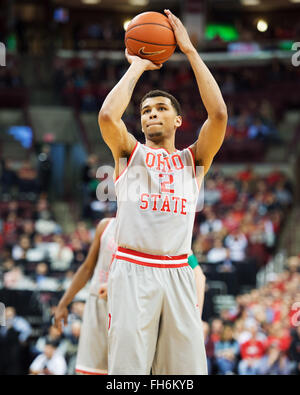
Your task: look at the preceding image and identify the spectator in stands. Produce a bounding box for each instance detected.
[200,209,223,235]
[238,322,266,375]
[26,233,47,263]
[0,307,31,374]
[35,211,61,236]
[72,221,91,246]
[210,318,224,343]
[69,237,87,270]
[12,234,31,261]
[204,179,221,206]
[29,338,67,375]
[202,321,215,375]
[206,238,229,264]
[62,320,81,375]
[224,228,248,262]
[34,262,59,291]
[32,325,65,357]
[48,235,74,271]
[220,180,238,206]
[248,117,271,142]
[256,343,294,375]
[3,266,35,290]
[275,181,292,207]
[215,325,240,375]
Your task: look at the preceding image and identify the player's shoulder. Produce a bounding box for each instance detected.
[96,217,115,235]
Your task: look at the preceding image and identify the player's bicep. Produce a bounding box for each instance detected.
[98,114,136,159]
[191,116,227,175]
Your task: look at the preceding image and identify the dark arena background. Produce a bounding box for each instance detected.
[0,0,300,376]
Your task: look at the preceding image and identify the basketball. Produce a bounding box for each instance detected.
[125,11,176,64]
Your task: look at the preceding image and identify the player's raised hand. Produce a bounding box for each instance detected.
[164,9,195,55]
[53,304,68,334]
[125,49,162,71]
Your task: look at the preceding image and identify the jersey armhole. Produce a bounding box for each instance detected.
[114,141,139,185]
[187,147,201,191]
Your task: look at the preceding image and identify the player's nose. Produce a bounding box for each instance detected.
[149,110,158,119]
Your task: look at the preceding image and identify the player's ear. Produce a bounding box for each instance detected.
[175,115,182,128]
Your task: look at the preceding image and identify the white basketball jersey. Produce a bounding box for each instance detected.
[115,142,200,256]
[89,218,117,296]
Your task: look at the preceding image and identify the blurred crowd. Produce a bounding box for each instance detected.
[193,166,292,269]
[53,57,300,155]
[204,256,300,375]
[0,55,24,89]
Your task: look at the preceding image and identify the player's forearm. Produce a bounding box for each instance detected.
[186,49,227,120]
[58,264,93,308]
[99,62,146,121]
[194,267,206,318]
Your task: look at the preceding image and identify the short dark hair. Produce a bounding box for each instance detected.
[140,90,181,115]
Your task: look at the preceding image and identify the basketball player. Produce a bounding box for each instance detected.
[98,9,227,375]
[53,217,116,375]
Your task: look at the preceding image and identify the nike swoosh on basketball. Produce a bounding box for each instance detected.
[138,47,166,56]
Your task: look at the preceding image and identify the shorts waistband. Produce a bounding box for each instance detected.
[116,247,189,268]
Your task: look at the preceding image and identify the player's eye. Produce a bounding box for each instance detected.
[158,107,166,111]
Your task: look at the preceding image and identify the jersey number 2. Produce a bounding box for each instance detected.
[159,173,174,194]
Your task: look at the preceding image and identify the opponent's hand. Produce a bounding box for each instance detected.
[99,283,108,300]
[53,305,68,334]
[125,49,162,71]
[164,9,195,55]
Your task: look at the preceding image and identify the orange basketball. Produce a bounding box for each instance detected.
[125,11,176,64]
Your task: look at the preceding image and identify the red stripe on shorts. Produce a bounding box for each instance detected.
[117,246,188,261]
[115,254,189,268]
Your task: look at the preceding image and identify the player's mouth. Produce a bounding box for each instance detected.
[147,122,162,127]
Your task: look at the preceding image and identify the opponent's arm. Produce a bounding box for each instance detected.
[188,253,206,318]
[98,52,162,174]
[53,218,111,333]
[165,10,227,175]
[193,265,206,319]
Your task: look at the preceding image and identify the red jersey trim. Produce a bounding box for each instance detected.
[143,144,179,155]
[116,254,189,268]
[118,246,188,261]
[75,368,107,375]
[114,141,139,184]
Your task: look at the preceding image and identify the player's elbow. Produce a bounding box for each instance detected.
[213,105,228,122]
[98,109,113,124]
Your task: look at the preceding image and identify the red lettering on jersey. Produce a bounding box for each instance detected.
[172,196,180,213]
[181,198,187,215]
[163,156,172,172]
[151,194,161,211]
[161,195,171,212]
[140,193,149,210]
[171,154,184,170]
[156,154,166,172]
[146,153,155,168]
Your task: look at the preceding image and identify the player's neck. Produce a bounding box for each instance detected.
[145,139,177,154]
